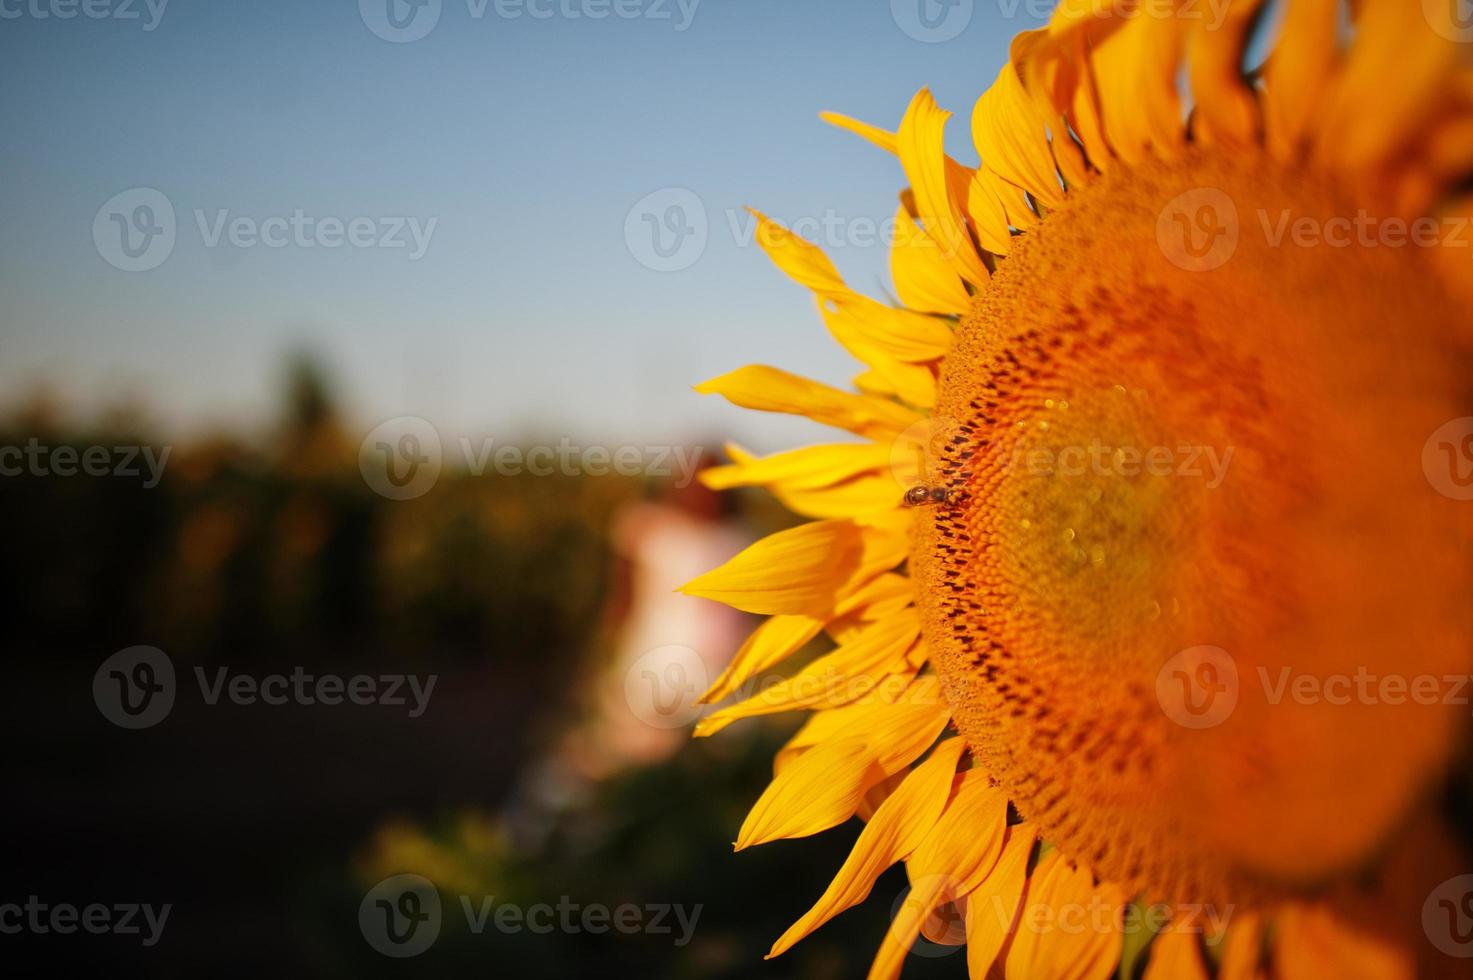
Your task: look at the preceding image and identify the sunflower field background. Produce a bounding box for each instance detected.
[0,357,970,976]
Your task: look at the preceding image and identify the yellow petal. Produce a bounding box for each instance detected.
[830,338,930,409]
[860,770,1007,974]
[747,207,845,295]
[907,769,1010,895]
[772,473,905,520]
[736,738,873,849]
[973,52,1066,208]
[854,367,898,399]
[734,678,950,848]
[700,614,824,704]
[1009,28,1093,189]
[1271,904,1413,980]
[967,170,1016,256]
[1087,5,1189,164]
[965,828,1038,978]
[773,683,902,773]
[695,365,919,440]
[680,517,903,617]
[767,738,966,958]
[899,89,993,287]
[775,671,943,773]
[823,108,1006,263]
[1143,928,1210,980]
[1217,911,1267,980]
[817,346,936,411]
[861,356,937,412]
[708,438,915,518]
[814,301,943,410]
[1005,853,1125,980]
[776,699,870,770]
[1061,38,1112,172]
[1188,0,1266,147]
[822,582,917,646]
[820,110,898,155]
[1039,1,1136,171]
[820,568,917,636]
[679,519,858,615]
[855,506,912,540]
[700,442,892,492]
[742,210,945,409]
[891,197,972,316]
[1262,0,1340,158]
[1049,0,1132,27]
[984,168,1040,231]
[856,767,908,822]
[703,567,913,715]
[866,872,947,980]
[693,613,919,736]
[818,293,953,364]
[834,570,917,618]
[1316,0,1462,179]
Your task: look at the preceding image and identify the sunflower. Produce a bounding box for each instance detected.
[678,2,1473,978]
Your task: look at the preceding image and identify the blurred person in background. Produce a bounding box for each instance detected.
[508,466,750,845]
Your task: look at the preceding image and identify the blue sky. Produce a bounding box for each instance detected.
[0,0,1049,452]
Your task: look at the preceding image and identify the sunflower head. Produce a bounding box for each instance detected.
[918,148,1473,908]
[684,2,1473,977]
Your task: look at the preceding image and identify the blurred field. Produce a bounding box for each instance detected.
[0,358,971,978]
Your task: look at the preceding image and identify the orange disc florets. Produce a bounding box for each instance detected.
[914,150,1473,907]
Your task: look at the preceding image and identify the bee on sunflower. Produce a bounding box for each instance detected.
[679,2,1473,977]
